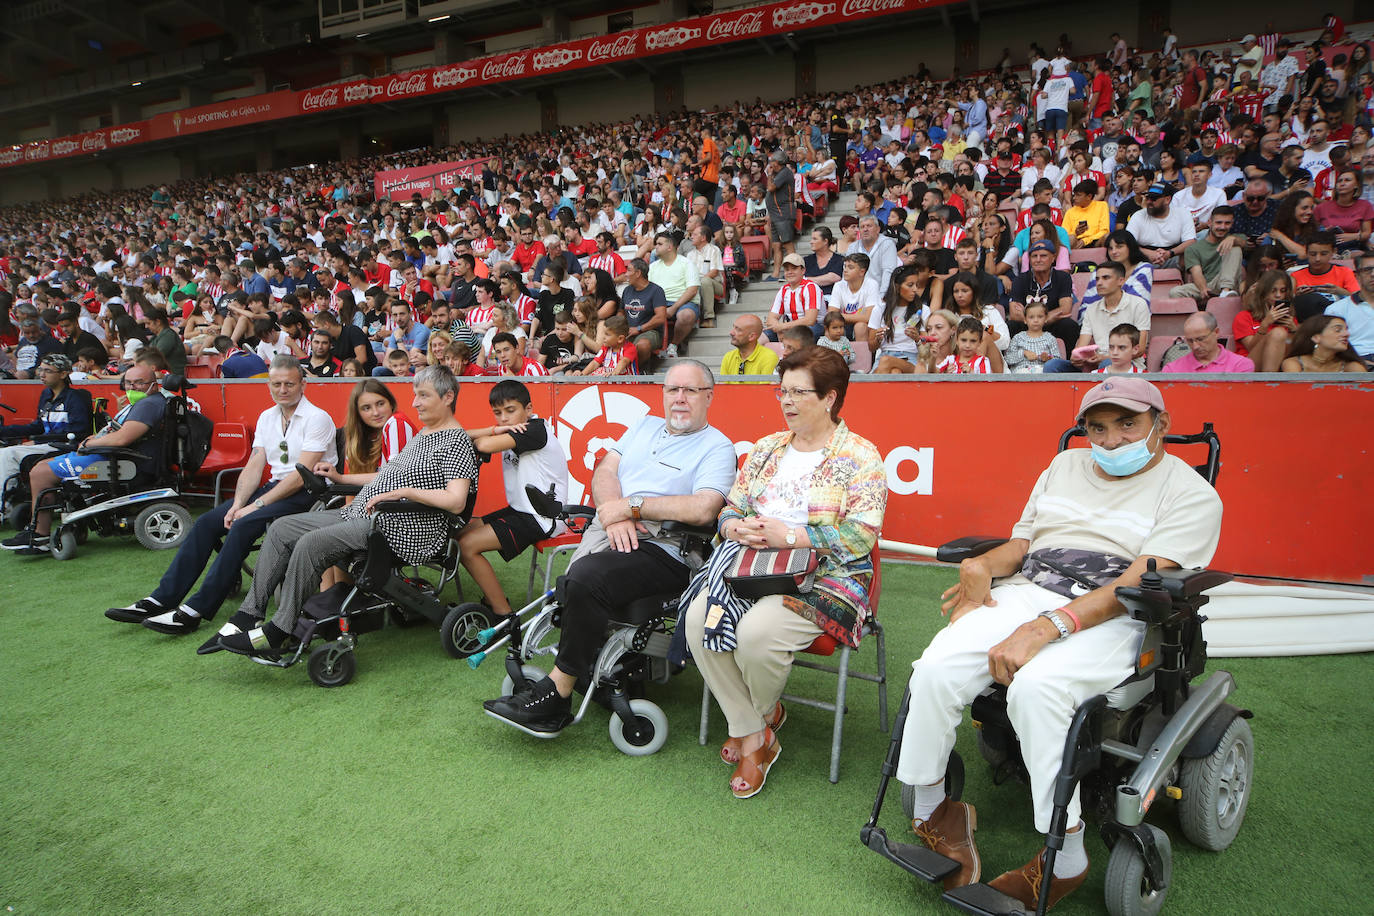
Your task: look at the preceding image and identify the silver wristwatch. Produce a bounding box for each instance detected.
[254,498,265,508]
[1039,609,1070,640]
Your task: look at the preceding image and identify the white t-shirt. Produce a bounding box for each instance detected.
[828,277,883,318]
[501,416,569,536]
[1301,143,1342,178]
[1046,77,1071,112]
[1171,186,1228,226]
[1126,206,1198,248]
[252,396,338,483]
[255,335,295,364]
[1006,448,1222,589]
[754,444,827,526]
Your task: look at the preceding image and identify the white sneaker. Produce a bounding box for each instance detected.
[662,344,679,359]
[1218,290,1237,299]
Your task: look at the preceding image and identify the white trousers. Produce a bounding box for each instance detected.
[0,443,57,506]
[896,582,1142,832]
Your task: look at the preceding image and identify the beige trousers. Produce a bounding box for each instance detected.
[684,590,822,737]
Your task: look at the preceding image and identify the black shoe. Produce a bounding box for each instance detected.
[483,677,573,735]
[1,528,45,551]
[219,622,286,659]
[106,598,165,624]
[198,613,255,655]
[142,607,202,635]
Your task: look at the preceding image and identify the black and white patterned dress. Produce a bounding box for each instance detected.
[342,427,479,564]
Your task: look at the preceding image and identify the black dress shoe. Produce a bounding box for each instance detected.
[106,598,164,624]
[483,677,573,734]
[141,608,202,635]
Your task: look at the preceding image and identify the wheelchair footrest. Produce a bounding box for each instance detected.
[861,826,961,883]
[942,882,1029,915]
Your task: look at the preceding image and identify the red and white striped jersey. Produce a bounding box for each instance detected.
[1313,166,1337,201]
[511,294,537,325]
[586,251,626,276]
[1017,205,1063,230]
[489,357,548,377]
[936,353,992,374]
[379,414,418,465]
[1232,92,1266,123]
[1258,33,1279,61]
[771,279,823,321]
[466,305,498,326]
[941,224,968,250]
[202,282,224,303]
[1061,169,1106,198]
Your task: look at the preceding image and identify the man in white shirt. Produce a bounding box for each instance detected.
[684,224,724,329]
[1301,120,1342,177]
[104,357,336,638]
[1171,156,1228,230]
[1233,34,1263,84]
[1126,184,1197,268]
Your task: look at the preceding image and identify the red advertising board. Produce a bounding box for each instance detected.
[4,377,1372,586]
[373,157,493,202]
[2,0,947,169]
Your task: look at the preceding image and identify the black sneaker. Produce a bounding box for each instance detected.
[1,528,45,551]
[483,676,573,735]
[142,607,202,635]
[106,598,164,624]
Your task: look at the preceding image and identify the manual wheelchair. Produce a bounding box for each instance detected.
[465,485,715,756]
[862,423,1255,916]
[237,464,474,687]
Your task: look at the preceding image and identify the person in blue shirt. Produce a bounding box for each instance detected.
[0,354,91,514]
[483,360,738,735]
[214,336,270,378]
[372,301,430,376]
[238,259,269,298]
[959,87,990,145]
[1325,250,1374,359]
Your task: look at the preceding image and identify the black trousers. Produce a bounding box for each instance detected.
[553,541,689,682]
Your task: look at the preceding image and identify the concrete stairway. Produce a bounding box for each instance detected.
[660,188,856,375]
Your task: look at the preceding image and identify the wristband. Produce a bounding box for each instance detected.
[1058,605,1082,632]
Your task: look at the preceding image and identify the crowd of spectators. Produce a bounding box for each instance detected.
[1,14,1372,383]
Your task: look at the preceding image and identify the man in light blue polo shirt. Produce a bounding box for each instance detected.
[1326,252,1374,360]
[484,360,737,735]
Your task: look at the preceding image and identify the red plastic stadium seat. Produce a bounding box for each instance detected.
[1068,247,1105,265]
[525,532,582,601]
[740,236,768,274]
[852,339,873,373]
[1147,336,1179,372]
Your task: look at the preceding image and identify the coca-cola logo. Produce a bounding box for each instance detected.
[110,127,141,144]
[433,65,478,89]
[52,139,80,155]
[385,73,428,99]
[481,53,528,81]
[706,10,765,41]
[0,149,22,166]
[840,0,907,16]
[533,47,582,71]
[80,132,108,152]
[301,87,340,111]
[588,33,638,62]
[344,82,381,103]
[773,2,836,28]
[645,25,701,50]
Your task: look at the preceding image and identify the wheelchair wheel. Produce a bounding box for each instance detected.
[500,664,547,697]
[49,527,78,561]
[5,502,29,530]
[608,699,668,756]
[1178,716,1253,852]
[1104,824,1171,916]
[307,641,357,688]
[134,502,192,550]
[440,602,496,659]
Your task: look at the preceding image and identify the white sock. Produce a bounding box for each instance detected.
[910,780,946,824]
[1053,821,1088,878]
[178,604,201,619]
[143,597,163,608]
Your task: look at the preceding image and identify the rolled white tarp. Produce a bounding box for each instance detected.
[878,540,1374,658]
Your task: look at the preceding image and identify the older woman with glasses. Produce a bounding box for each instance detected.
[682,347,886,799]
[207,366,479,659]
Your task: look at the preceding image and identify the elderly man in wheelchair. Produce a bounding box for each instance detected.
[890,377,1230,914]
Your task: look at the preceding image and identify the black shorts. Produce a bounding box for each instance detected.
[483,506,550,562]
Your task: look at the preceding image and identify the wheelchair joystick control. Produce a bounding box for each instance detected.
[1140,557,1164,589]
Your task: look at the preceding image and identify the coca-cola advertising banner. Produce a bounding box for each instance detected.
[373,156,493,202]
[2,0,941,170]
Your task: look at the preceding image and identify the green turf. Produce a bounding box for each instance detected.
[1,532,1371,915]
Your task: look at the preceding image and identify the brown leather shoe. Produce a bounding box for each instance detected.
[988,849,1088,912]
[912,798,980,890]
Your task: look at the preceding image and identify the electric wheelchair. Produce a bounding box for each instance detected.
[862,423,1255,916]
[27,376,212,560]
[1,387,102,530]
[235,463,476,687]
[466,485,715,756]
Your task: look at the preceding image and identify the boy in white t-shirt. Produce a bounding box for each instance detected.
[458,380,570,617]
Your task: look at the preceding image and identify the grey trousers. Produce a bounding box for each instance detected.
[236,511,372,633]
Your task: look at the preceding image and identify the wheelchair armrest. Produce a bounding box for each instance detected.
[1155,567,1233,600]
[370,499,453,517]
[936,536,1010,564]
[659,520,719,538]
[328,483,364,497]
[77,446,151,463]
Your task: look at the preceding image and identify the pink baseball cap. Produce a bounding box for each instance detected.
[1076,377,1166,423]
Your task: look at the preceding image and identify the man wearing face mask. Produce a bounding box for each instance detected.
[895,378,1223,911]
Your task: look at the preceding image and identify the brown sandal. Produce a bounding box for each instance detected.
[730,727,781,799]
[720,702,787,765]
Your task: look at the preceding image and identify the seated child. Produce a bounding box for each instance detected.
[936,316,994,373]
[539,309,583,374]
[779,325,815,358]
[578,314,637,376]
[381,348,412,377]
[458,380,570,616]
[1092,323,1146,374]
[1005,301,1058,373]
[71,347,107,381]
[815,310,855,365]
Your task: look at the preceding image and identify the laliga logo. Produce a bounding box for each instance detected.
[172,112,183,134]
[52,139,80,155]
[386,73,428,98]
[587,34,637,63]
[706,10,765,41]
[554,386,652,503]
[300,87,340,111]
[772,2,836,28]
[0,149,22,165]
[80,132,107,152]
[110,127,141,143]
[534,48,582,70]
[645,25,701,50]
[343,82,380,103]
[433,65,478,89]
[481,53,528,81]
[840,0,907,15]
